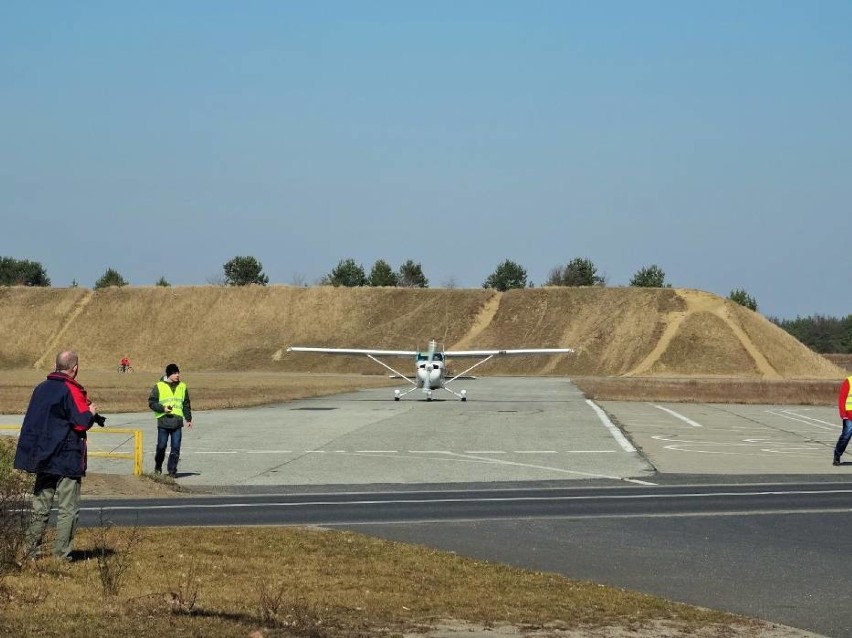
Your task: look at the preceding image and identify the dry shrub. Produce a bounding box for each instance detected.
[168,558,201,614]
[0,437,31,575]
[92,509,140,597]
[256,583,329,637]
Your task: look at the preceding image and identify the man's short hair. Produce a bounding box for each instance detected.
[55,350,79,372]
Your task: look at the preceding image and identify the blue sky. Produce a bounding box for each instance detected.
[2,1,850,318]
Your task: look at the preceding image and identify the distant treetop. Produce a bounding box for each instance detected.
[482,259,528,291]
[223,256,269,286]
[546,258,606,287]
[728,288,757,312]
[94,268,128,289]
[630,264,670,288]
[0,256,50,287]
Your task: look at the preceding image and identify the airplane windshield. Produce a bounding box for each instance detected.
[416,352,444,361]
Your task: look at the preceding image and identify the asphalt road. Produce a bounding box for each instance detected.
[4,377,848,636]
[81,480,850,636]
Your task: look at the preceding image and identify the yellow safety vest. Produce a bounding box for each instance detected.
[846,376,852,412]
[154,381,187,419]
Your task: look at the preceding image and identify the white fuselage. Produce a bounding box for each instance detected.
[416,345,445,390]
[417,358,445,390]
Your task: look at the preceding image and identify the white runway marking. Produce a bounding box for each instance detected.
[514,450,557,454]
[191,449,619,456]
[585,399,637,452]
[650,434,825,456]
[193,450,241,454]
[767,409,836,431]
[563,450,617,454]
[440,451,656,486]
[652,404,703,428]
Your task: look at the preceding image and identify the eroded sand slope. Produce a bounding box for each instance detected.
[0,286,841,379]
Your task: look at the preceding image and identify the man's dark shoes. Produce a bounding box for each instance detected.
[154,467,162,475]
[833,456,842,466]
[168,471,177,478]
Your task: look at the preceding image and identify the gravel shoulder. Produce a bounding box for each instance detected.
[82,472,195,498]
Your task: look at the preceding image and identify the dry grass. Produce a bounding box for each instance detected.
[825,354,852,373]
[0,526,759,638]
[0,285,844,380]
[573,376,838,406]
[0,369,400,415]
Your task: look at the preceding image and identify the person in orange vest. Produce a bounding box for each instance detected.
[833,375,852,466]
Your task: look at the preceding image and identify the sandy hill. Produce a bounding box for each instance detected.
[0,286,842,379]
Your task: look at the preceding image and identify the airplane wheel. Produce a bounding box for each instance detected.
[394,397,400,401]
[461,397,467,402]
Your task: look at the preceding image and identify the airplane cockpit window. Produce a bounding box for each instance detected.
[417,353,444,362]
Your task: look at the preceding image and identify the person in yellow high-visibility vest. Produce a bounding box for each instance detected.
[834,376,852,466]
[148,363,193,477]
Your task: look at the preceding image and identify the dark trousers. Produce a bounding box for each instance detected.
[155,427,183,475]
[834,419,852,460]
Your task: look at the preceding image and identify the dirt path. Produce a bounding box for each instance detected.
[627,290,780,378]
[450,292,501,350]
[33,289,95,369]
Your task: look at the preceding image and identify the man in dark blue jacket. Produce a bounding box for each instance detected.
[14,350,101,561]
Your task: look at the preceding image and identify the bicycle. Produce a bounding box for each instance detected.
[117,365,134,373]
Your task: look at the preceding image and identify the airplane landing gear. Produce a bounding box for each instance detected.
[441,386,467,401]
[394,389,400,401]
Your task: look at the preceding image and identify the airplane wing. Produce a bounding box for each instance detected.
[445,348,574,357]
[287,346,418,357]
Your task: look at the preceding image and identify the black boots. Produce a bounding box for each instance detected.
[167,452,179,478]
[154,447,166,474]
[154,447,179,477]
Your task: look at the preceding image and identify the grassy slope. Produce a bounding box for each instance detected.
[0,285,843,379]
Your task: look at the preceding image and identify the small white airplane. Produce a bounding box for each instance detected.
[287,340,574,401]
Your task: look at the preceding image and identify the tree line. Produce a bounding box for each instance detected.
[769,315,852,354]
[0,254,708,294]
[11,254,849,352]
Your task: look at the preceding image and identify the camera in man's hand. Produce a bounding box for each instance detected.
[92,414,107,427]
